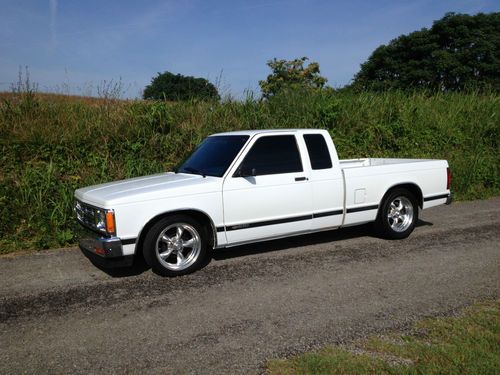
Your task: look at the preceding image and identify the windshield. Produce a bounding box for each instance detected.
[177,135,250,177]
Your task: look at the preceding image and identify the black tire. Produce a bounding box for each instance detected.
[142,214,209,276]
[375,188,418,239]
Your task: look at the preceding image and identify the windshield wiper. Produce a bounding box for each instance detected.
[181,166,206,178]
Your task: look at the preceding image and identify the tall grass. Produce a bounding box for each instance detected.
[0,90,498,253]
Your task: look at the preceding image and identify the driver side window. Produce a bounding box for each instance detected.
[237,135,303,176]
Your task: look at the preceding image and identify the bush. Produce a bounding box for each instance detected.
[143,71,220,101]
[259,57,328,98]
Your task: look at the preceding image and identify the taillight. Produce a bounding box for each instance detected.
[446,167,451,190]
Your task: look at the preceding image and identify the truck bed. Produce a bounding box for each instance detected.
[339,158,438,169]
[338,157,449,227]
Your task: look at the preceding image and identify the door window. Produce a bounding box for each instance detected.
[238,135,303,176]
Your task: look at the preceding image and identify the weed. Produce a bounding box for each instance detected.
[0,90,498,253]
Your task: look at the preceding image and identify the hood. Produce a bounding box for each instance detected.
[75,172,221,207]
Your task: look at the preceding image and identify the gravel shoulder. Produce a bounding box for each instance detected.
[0,198,499,374]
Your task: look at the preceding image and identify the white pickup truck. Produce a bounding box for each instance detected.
[75,129,452,276]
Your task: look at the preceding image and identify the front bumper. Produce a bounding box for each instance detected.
[78,227,134,268]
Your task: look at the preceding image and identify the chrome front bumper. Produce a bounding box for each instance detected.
[78,226,134,267]
[79,235,123,258]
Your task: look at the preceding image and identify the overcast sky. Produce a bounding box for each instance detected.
[1,0,498,98]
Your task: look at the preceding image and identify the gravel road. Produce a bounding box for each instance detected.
[1,198,499,374]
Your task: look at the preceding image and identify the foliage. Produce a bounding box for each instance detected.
[0,90,498,253]
[353,12,500,92]
[268,300,500,374]
[259,57,328,98]
[143,71,220,101]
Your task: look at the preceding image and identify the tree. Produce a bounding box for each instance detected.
[352,12,500,92]
[259,57,328,98]
[143,71,219,101]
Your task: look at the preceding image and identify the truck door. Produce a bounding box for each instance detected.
[222,134,312,245]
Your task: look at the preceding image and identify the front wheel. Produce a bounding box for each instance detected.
[143,214,209,276]
[375,189,418,239]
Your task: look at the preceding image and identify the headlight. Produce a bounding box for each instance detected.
[75,200,116,236]
[95,209,106,232]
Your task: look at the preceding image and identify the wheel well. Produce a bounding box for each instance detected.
[382,183,423,208]
[135,210,216,261]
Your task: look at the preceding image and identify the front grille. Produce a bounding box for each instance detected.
[75,200,104,232]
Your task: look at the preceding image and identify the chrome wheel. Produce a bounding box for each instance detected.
[386,196,414,232]
[155,223,201,271]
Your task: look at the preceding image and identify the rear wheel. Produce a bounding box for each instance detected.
[143,214,209,276]
[375,189,418,239]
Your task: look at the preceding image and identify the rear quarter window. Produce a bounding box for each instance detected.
[303,134,333,170]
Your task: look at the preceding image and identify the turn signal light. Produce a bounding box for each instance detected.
[95,247,105,255]
[105,211,116,235]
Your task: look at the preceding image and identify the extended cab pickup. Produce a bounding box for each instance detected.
[75,129,452,276]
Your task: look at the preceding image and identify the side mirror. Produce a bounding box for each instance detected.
[235,165,256,177]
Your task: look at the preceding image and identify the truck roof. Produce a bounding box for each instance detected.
[211,129,326,137]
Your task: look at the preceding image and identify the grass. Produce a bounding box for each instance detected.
[0,89,498,253]
[267,300,500,374]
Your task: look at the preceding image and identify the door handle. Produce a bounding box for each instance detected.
[295,177,308,181]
